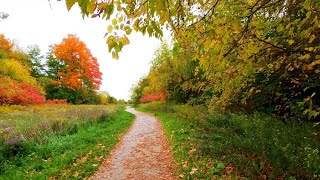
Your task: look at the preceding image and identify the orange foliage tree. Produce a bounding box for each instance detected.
[52,34,102,91]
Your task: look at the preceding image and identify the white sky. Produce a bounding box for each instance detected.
[0,0,171,101]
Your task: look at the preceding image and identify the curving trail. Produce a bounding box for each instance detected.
[90,107,176,180]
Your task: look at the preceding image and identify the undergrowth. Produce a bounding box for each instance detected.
[137,102,320,179]
[0,106,135,179]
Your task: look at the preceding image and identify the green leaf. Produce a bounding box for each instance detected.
[125,28,133,35]
[66,0,77,11]
[114,43,121,52]
[112,51,119,60]
[217,163,225,169]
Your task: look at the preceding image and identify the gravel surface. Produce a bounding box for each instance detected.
[90,107,176,180]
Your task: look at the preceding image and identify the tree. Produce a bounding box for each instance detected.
[45,45,65,80]
[52,34,102,91]
[27,45,45,78]
[0,12,8,21]
[45,34,102,104]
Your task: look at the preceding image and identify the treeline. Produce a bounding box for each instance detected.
[0,34,119,105]
[131,0,320,122]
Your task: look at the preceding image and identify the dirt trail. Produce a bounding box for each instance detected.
[90,107,176,180]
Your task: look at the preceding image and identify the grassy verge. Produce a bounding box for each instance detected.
[137,102,320,179]
[0,105,135,179]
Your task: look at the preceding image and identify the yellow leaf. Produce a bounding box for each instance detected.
[198,0,204,6]
[120,36,130,45]
[112,19,117,25]
[276,24,284,33]
[112,51,119,60]
[288,39,294,45]
[232,23,242,32]
[308,34,316,43]
[299,54,311,60]
[108,25,113,33]
[98,2,108,10]
[87,2,96,14]
[66,0,77,11]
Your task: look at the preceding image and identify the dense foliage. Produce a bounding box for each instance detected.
[0,34,45,105]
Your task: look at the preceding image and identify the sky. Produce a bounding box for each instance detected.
[0,0,171,101]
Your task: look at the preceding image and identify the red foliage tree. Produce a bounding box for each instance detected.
[52,34,102,91]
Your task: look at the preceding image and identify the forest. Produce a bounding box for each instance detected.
[1,0,320,179]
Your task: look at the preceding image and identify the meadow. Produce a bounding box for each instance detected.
[137,102,320,179]
[0,104,135,179]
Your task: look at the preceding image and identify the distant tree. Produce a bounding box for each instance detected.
[0,12,8,21]
[27,45,45,78]
[108,96,117,104]
[130,77,148,105]
[117,99,126,104]
[97,93,108,105]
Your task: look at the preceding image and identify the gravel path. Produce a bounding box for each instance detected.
[90,107,176,180]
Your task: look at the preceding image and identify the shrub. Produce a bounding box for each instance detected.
[0,77,45,105]
[140,91,166,103]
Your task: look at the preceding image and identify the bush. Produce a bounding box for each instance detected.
[0,77,45,105]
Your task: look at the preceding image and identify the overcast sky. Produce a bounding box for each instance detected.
[0,0,170,101]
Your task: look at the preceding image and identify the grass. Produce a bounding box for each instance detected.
[0,105,135,179]
[137,102,320,179]
[0,104,119,141]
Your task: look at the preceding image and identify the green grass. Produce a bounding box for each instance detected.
[137,102,320,179]
[0,106,135,179]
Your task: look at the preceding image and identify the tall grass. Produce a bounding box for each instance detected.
[0,105,135,179]
[138,102,320,179]
[0,104,118,143]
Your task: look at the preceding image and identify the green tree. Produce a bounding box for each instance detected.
[45,45,65,80]
[27,45,45,78]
